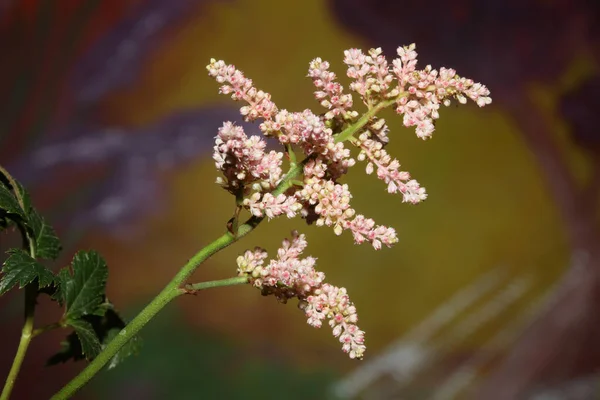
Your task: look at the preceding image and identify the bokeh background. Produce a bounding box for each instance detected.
[0,0,599,399]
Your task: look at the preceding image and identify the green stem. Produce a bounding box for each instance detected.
[32,322,63,338]
[285,143,297,166]
[0,166,40,400]
[334,98,396,143]
[1,285,36,400]
[51,159,309,400]
[184,276,249,292]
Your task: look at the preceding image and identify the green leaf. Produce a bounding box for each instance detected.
[0,176,60,260]
[67,319,102,360]
[38,274,64,304]
[0,184,26,220]
[50,268,70,305]
[0,249,54,295]
[47,306,141,367]
[60,250,108,319]
[28,209,61,260]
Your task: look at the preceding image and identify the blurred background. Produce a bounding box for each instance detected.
[0,0,599,399]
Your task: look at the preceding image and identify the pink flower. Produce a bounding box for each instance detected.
[343,47,399,106]
[213,122,282,192]
[208,43,491,248]
[207,59,278,121]
[391,44,491,139]
[355,131,427,203]
[209,43,492,360]
[344,48,371,98]
[392,43,419,85]
[308,58,357,121]
[262,109,355,166]
[243,192,301,219]
[301,284,365,359]
[237,232,366,359]
[344,215,398,250]
[297,177,398,249]
[342,43,491,139]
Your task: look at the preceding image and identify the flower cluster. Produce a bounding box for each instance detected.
[344,47,397,104]
[208,44,490,359]
[206,59,277,122]
[296,173,398,249]
[213,122,283,193]
[307,58,357,121]
[236,232,366,359]
[355,131,427,203]
[207,44,490,249]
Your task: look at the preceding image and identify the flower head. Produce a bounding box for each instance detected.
[207,44,490,246]
[308,58,357,121]
[207,59,277,122]
[237,232,366,359]
[213,122,282,193]
[390,44,492,139]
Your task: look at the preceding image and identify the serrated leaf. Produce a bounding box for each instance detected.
[0,249,55,295]
[0,184,25,220]
[61,251,108,319]
[38,275,63,304]
[28,209,61,260]
[47,305,140,367]
[67,319,101,360]
[51,268,71,305]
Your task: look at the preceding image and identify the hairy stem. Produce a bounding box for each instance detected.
[1,285,36,400]
[334,99,395,143]
[333,92,413,144]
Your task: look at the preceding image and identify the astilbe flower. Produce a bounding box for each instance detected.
[344,47,398,105]
[389,44,492,139]
[208,44,491,359]
[207,44,491,249]
[243,192,301,220]
[355,131,427,203]
[213,121,284,193]
[207,59,278,122]
[296,175,398,249]
[236,232,366,359]
[262,109,353,165]
[307,58,358,121]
